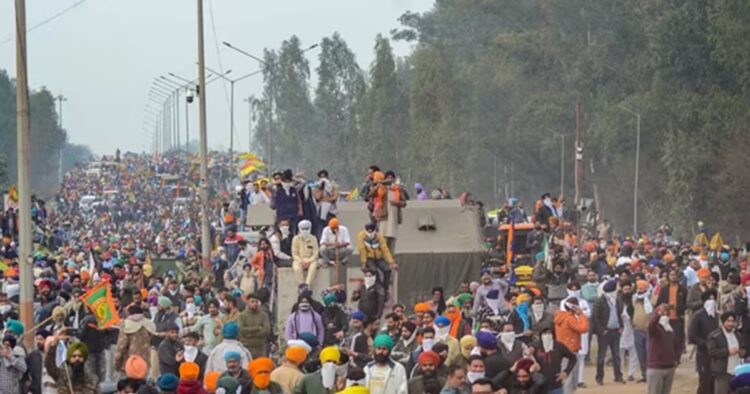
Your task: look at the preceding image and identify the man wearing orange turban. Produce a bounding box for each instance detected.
[125,355,149,381]
[409,350,443,393]
[203,371,221,393]
[179,361,200,381]
[686,267,716,313]
[270,346,307,393]
[320,217,354,266]
[414,302,431,324]
[246,357,282,392]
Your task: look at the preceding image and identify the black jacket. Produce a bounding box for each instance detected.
[591,296,624,334]
[79,315,111,353]
[354,284,384,320]
[151,310,179,347]
[157,337,184,376]
[688,309,719,354]
[532,341,576,390]
[656,283,688,319]
[484,351,512,381]
[27,349,43,394]
[707,328,744,375]
[322,306,349,346]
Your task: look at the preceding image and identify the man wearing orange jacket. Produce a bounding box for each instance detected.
[554,297,590,393]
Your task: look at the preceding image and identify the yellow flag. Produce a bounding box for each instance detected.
[709,233,724,251]
[238,152,260,161]
[694,233,709,246]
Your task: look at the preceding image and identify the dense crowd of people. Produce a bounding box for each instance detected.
[0,151,749,394]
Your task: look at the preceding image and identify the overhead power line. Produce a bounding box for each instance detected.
[2,0,88,44]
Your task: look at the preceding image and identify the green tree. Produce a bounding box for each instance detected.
[358,35,408,178]
[406,45,463,192]
[311,33,366,184]
[275,36,315,169]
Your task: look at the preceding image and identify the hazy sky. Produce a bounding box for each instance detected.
[0,0,433,154]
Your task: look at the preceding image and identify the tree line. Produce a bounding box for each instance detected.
[249,0,750,240]
[0,70,93,197]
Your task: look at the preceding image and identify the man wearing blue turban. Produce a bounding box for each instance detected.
[205,322,253,373]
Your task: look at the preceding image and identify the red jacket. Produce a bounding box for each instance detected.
[647,313,679,369]
[177,379,208,394]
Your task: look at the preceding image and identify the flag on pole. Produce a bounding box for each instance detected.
[542,234,553,270]
[55,340,67,367]
[88,252,100,282]
[238,152,267,177]
[237,152,261,161]
[349,187,360,201]
[709,233,724,252]
[81,281,121,328]
[239,159,266,177]
[506,220,514,270]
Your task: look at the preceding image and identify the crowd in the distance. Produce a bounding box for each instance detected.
[0,151,749,394]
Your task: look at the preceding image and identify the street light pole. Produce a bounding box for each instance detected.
[549,131,565,198]
[55,95,67,183]
[14,0,34,346]
[161,76,191,152]
[619,104,641,235]
[155,79,181,151]
[202,66,261,177]
[169,71,228,154]
[197,0,211,268]
[55,95,67,127]
[149,91,170,152]
[230,80,235,173]
[223,41,317,174]
[244,97,252,152]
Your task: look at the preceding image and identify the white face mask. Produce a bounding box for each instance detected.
[422,338,434,352]
[184,345,198,362]
[149,306,159,318]
[541,333,554,352]
[321,362,337,389]
[500,332,516,346]
[364,276,376,288]
[567,289,581,298]
[366,231,376,239]
[435,325,451,339]
[532,304,544,315]
[704,299,716,317]
[300,229,311,237]
[280,226,290,237]
[186,303,197,316]
[658,315,673,332]
[467,371,484,383]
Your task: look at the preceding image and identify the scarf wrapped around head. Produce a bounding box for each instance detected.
[516,301,530,332]
[460,335,477,359]
[444,308,462,338]
[67,342,89,362]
